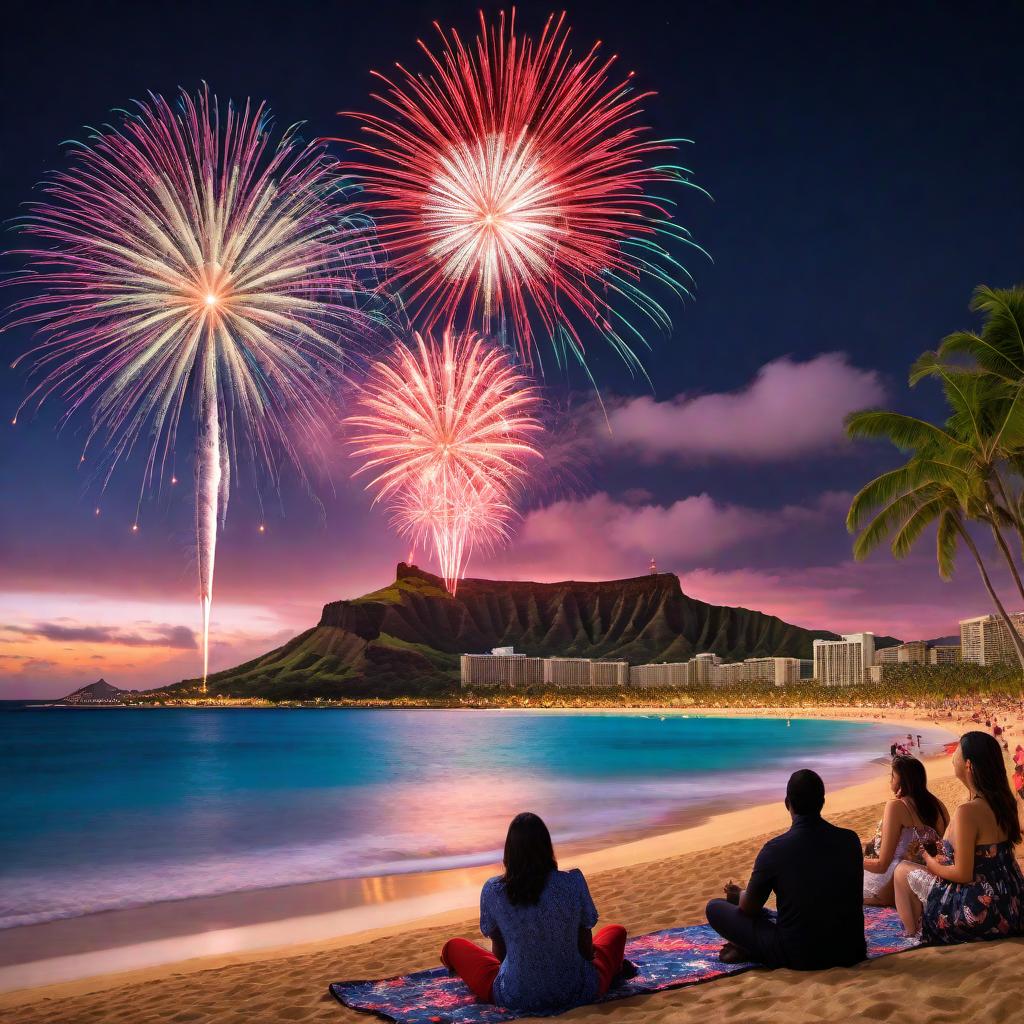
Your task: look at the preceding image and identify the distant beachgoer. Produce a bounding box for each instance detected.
[1014,764,1024,803]
[440,813,628,1013]
[916,734,922,749]
[705,770,866,970]
[1014,744,1024,766]
[893,732,1024,941]
[863,756,948,907]
[890,743,898,758]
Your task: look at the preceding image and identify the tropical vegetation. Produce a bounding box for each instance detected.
[846,285,1024,672]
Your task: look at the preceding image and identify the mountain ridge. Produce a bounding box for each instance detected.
[161,563,899,700]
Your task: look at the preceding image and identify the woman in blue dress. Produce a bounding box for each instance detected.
[894,731,1024,942]
[441,812,628,1013]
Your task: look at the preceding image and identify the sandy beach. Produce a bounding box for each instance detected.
[3,706,1022,1024]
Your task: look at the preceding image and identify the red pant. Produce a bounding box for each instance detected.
[440,925,627,1003]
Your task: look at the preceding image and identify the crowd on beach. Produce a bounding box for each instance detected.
[437,729,1024,1015]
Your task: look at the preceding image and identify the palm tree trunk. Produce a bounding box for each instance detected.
[957,522,1024,671]
[992,470,1024,556]
[989,519,1024,606]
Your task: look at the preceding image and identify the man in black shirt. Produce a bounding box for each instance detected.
[705,769,866,970]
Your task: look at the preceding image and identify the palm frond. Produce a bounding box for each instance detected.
[891,495,945,560]
[936,509,961,581]
[845,410,957,452]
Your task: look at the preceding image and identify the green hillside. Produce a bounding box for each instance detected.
[162,563,871,700]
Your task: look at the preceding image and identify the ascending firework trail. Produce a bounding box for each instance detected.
[346,331,543,594]
[7,86,377,691]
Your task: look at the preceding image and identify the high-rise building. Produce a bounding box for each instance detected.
[542,658,593,688]
[743,657,802,686]
[959,613,1024,666]
[813,633,875,685]
[630,661,693,687]
[716,662,746,686]
[691,652,722,684]
[460,652,544,687]
[589,661,630,687]
[928,645,961,665]
[875,641,928,666]
[463,649,812,689]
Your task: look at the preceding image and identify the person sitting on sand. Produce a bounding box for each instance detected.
[705,769,866,970]
[1013,763,1024,803]
[863,755,949,906]
[894,731,1024,941]
[440,812,629,1013]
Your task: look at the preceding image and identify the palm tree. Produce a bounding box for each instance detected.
[847,400,1024,606]
[912,285,1024,550]
[845,423,1024,669]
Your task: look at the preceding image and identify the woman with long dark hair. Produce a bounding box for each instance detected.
[440,813,628,1012]
[894,731,1024,940]
[863,755,949,906]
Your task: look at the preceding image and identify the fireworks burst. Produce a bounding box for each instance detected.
[7,86,376,690]
[347,331,542,593]
[344,9,706,372]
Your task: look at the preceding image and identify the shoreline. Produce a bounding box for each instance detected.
[0,707,963,1005]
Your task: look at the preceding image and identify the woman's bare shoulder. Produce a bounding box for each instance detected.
[884,797,912,820]
[951,800,986,823]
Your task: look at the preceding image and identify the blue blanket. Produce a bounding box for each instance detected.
[329,906,920,1023]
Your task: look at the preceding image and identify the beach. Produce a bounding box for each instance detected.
[2,706,1022,1024]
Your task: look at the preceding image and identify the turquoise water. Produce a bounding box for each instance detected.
[0,708,941,928]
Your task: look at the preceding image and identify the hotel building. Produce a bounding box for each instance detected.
[813,633,875,686]
[874,640,928,665]
[691,653,722,684]
[928,645,961,665]
[742,657,802,686]
[588,661,631,687]
[461,649,804,689]
[460,651,544,687]
[542,658,593,688]
[630,661,695,687]
[959,613,1024,666]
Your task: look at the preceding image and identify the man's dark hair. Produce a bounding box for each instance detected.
[786,769,825,815]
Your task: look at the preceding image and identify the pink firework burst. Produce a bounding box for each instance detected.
[347,330,543,594]
[6,86,378,690]
[342,9,706,372]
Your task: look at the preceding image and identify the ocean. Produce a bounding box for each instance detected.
[0,707,943,929]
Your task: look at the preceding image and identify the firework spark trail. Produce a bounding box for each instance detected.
[393,472,513,592]
[347,331,542,594]
[196,387,222,687]
[343,9,708,372]
[6,86,377,691]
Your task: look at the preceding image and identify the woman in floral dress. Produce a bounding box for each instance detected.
[894,731,1024,942]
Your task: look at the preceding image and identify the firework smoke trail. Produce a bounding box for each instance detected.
[343,9,708,373]
[347,331,542,594]
[6,86,377,691]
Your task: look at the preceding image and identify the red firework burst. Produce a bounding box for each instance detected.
[342,9,704,371]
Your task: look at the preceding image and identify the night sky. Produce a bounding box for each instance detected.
[2,0,1022,696]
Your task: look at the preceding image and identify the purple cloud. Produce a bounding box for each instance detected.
[487,490,847,582]
[606,353,885,461]
[9,622,197,649]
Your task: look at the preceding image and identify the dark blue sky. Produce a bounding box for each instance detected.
[2,1,1022,695]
